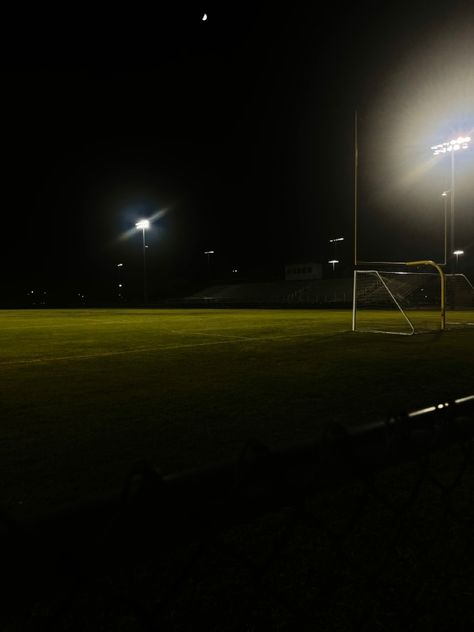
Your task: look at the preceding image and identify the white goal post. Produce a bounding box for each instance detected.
[352,261,474,335]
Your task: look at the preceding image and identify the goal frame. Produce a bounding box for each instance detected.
[352,260,446,335]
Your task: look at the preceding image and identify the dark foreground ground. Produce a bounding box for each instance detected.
[2,309,474,629]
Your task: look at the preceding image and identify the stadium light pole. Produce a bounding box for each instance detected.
[204,250,214,280]
[117,262,124,301]
[453,249,464,273]
[441,191,450,267]
[328,259,339,273]
[329,237,344,267]
[136,219,150,303]
[431,135,471,272]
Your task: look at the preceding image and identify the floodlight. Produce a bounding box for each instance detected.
[136,219,150,230]
[431,135,471,155]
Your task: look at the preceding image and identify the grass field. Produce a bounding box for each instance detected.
[2,308,474,518]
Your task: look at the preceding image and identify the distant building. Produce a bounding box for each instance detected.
[285,262,322,281]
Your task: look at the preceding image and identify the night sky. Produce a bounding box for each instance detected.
[2,2,474,303]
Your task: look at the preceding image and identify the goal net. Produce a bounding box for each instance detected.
[352,270,474,335]
[446,274,474,327]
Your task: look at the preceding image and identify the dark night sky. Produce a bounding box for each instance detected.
[2,2,474,302]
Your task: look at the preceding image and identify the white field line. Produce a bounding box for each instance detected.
[170,330,258,341]
[0,316,327,332]
[0,320,162,331]
[0,330,346,366]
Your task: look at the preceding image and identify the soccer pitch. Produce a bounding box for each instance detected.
[2,308,474,517]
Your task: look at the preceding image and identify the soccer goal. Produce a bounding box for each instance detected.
[352,263,474,335]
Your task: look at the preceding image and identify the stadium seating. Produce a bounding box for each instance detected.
[184,278,354,306]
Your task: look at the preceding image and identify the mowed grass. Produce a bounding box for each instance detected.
[2,307,474,518]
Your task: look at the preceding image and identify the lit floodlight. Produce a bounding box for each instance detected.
[329,237,344,243]
[204,250,215,255]
[431,135,471,155]
[136,219,150,230]
[328,259,339,264]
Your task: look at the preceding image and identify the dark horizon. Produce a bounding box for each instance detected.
[2,3,473,303]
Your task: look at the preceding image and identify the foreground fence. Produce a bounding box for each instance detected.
[3,395,474,630]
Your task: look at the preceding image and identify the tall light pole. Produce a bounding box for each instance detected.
[453,249,464,273]
[204,250,214,280]
[135,219,150,303]
[117,262,124,301]
[329,237,344,260]
[431,135,471,272]
[329,237,344,276]
[441,191,450,266]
